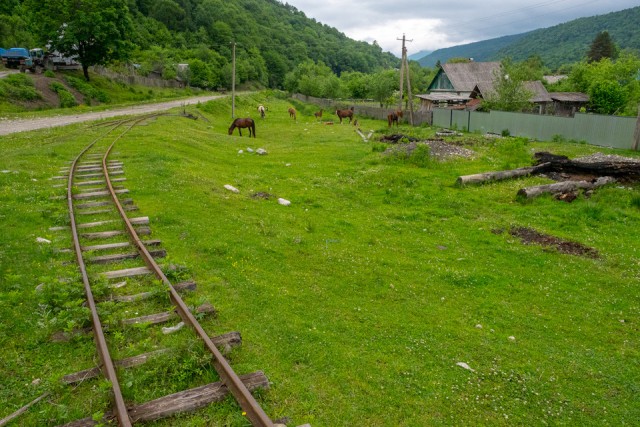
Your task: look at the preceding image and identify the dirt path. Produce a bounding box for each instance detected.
[0,69,20,79]
[0,94,225,136]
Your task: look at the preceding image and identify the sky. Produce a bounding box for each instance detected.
[281,0,640,57]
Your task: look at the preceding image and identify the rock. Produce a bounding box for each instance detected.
[456,362,475,372]
[246,147,254,153]
[36,237,51,244]
[238,149,243,154]
[475,324,482,329]
[256,148,267,155]
[277,198,291,206]
[508,336,516,341]
[162,322,184,334]
[224,184,239,193]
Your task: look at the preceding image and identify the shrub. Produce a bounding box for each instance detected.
[49,82,78,108]
[44,70,55,78]
[64,76,110,103]
[0,73,40,101]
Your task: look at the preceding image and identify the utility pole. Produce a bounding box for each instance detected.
[231,41,236,119]
[397,34,415,125]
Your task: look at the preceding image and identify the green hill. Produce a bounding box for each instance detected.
[1,0,398,89]
[418,6,640,70]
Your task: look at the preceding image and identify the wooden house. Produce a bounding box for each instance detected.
[417,61,501,110]
[548,92,590,117]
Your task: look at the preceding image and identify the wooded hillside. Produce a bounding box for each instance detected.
[418,6,640,70]
[0,0,398,89]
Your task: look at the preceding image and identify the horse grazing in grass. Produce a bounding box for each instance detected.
[257,105,266,118]
[387,110,403,127]
[288,107,297,121]
[314,109,323,120]
[228,118,256,137]
[336,106,354,124]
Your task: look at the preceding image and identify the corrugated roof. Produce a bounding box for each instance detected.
[549,92,590,102]
[416,93,470,102]
[441,62,501,92]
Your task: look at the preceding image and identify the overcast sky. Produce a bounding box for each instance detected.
[282,0,640,56]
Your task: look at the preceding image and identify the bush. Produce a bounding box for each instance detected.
[49,82,78,108]
[0,73,40,101]
[64,76,110,103]
[44,70,55,78]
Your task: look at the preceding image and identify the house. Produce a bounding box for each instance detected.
[417,61,501,111]
[548,92,590,117]
[468,80,552,113]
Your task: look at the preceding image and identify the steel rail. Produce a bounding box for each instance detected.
[101,118,274,426]
[67,123,135,427]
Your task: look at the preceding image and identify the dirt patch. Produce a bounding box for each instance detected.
[12,71,85,109]
[250,192,274,200]
[495,226,599,258]
[381,135,476,161]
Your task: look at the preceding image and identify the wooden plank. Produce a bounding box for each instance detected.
[76,177,126,186]
[59,372,269,426]
[73,188,128,200]
[62,332,241,384]
[77,205,138,215]
[50,217,148,232]
[122,303,215,325]
[101,266,152,280]
[81,226,150,239]
[76,198,133,209]
[456,163,550,185]
[88,248,166,264]
[75,170,124,179]
[81,239,161,252]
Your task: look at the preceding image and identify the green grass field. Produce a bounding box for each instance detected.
[1,92,639,426]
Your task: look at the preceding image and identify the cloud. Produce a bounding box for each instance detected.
[282,0,640,56]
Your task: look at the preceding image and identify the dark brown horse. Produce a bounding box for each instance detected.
[288,107,297,121]
[336,106,354,124]
[228,118,256,137]
[314,109,323,120]
[387,110,403,127]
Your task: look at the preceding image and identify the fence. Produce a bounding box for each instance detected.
[92,66,185,89]
[294,94,638,150]
[292,94,433,126]
[433,109,637,150]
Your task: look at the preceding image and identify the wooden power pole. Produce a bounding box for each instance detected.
[231,41,236,119]
[397,34,415,125]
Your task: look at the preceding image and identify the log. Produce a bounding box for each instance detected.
[517,176,616,199]
[456,163,550,186]
[534,152,640,180]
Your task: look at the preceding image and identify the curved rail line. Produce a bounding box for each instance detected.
[66,114,274,426]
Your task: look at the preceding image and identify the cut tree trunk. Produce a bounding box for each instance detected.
[517,176,616,199]
[456,163,550,185]
[534,152,640,181]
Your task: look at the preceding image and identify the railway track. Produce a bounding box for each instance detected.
[47,114,281,426]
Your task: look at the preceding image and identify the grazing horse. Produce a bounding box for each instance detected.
[228,118,256,138]
[314,109,323,120]
[336,106,354,124]
[257,105,266,118]
[288,107,297,121]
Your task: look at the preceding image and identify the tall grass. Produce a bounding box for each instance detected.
[0,93,639,426]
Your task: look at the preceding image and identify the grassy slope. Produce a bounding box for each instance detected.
[0,93,639,426]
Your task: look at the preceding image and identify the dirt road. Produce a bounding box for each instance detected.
[0,94,225,136]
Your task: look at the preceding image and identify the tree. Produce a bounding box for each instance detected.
[589,80,628,114]
[368,69,397,107]
[587,31,617,63]
[26,0,134,81]
[482,58,534,112]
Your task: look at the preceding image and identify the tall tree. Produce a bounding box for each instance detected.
[587,31,617,63]
[26,0,134,81]
[482,58,534,112]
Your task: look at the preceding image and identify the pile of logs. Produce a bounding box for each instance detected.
[457,152,640,199]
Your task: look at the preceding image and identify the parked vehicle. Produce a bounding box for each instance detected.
[42,50,81,71]
[1,47,34,72]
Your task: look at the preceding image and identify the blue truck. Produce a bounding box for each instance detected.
[1,47,34,72]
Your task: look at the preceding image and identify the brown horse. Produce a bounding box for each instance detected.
[387,110,403,127]
[228,118,256,137]
[288,107,297,121]
[336,106,354,124]
[314,109,323,120]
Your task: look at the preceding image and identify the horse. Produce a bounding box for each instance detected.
[314,109,323,120]
[257,105,266,118]
[336,106,354,124]
[387,110,403,127]
[228,118,256,138]
[288,107,297,121]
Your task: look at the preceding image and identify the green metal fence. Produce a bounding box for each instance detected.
[434,109,637,150]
